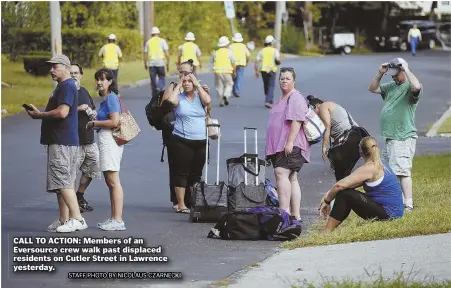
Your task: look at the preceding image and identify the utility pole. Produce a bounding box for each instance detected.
[50,1,62,87]
[274,1,284,51]
[136,1,144,35]
[149,1,154,29]
[50,2,62,57]
[143,1,152,60]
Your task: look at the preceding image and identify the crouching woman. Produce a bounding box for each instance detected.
[319,136,404,232]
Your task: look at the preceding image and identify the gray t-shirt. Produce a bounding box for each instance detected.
[144,38,169,67]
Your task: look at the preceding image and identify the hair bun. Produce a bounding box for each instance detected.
[306,95,315,101]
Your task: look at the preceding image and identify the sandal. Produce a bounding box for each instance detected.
[176,208,190,214]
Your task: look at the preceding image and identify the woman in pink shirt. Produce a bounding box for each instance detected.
[266,67,310,220]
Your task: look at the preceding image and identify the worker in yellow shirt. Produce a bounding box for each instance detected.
[177,32,202,75]
[408,24,422,56]
[230,32,250,98]
[144,27,170,97]
[211,36,236,107]
[98,34,123,83]
[254,35,281,108]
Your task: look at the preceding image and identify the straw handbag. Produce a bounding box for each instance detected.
[113,97,141,145]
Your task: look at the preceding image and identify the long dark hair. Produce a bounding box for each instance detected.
[306,95,324,107]
[94,68,118,95]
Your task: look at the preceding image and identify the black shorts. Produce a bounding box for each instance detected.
[269,147,306,172]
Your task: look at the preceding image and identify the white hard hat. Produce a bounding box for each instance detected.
[185,32,195,41]
[232,32,243,43]
[151,27,160,34]
[217,36,230,47]
[264,35,275,44]
[108,34,117,40]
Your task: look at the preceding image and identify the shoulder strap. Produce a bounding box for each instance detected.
[346,110,354,127]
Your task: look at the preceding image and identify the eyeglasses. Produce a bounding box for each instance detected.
[280,67,295,72]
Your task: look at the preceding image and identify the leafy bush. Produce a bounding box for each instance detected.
[281,23,304,54]
[5,28,142,68]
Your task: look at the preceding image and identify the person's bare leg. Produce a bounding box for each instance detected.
[175,187,188,210]
[57,193,70,223]
[325,216,341,233]
[104,171,123,222]
[60,189,83,221]
[77,174,93,194]
[275,167,292,213]
[398,175,413,208]
[289,171,301,219]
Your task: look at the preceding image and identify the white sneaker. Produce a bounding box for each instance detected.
[47,219,62,232]
[99,219,126,231]
[404,205,414,212]
[97,219,112,228]
[56,218,88,233]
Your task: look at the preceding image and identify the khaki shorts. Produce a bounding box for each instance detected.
[382,138,416,177]
[47,144,78,192]
[78,143,101,179]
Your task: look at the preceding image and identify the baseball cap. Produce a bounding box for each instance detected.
[46,54,71,68]
[387,57,405,76]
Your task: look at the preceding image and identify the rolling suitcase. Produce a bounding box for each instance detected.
[227,127,267,211]
[190,123,228,222]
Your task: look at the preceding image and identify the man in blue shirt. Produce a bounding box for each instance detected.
[25,54,88,233]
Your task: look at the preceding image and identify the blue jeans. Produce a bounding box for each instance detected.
[261,71,276,104]
[149,66,166,96]
[233,66,245,96]
[410,37,419,56]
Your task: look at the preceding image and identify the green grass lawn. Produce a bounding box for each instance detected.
[284,153,451,249]
[437,114,451,134]
[293,276,451,288]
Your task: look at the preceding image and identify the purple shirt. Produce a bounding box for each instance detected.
[265,90,311,162]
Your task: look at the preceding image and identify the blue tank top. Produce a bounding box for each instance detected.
[363,163,404,219]
[173,92,206,140]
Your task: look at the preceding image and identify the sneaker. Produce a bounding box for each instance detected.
[56,218,88,233]
[47,219,62,232]
[233,93,240,98]
[223,96,229,106]
[99,219,126,231]
[78,198,94,213]
[264,103,273,109]
[404,205,414,212]
[97,219,112,228]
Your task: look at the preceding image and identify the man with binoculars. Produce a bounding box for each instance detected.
[368,58,423,212]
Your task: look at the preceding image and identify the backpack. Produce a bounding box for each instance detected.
[145,89,168,130]
[287,95,326,145]
[303,106,326,144]
[265,179,279,207]
[207,206,301,241]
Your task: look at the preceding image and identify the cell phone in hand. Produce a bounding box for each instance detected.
[22,104,34,111]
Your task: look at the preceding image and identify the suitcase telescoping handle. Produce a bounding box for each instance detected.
[205,124,221,185]
[243,127,259,186]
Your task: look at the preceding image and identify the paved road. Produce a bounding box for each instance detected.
[2,50,450,288]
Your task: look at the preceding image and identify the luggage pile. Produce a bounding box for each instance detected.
[189,126,302,241]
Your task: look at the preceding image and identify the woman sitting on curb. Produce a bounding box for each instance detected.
[319,136,404,232]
